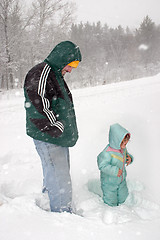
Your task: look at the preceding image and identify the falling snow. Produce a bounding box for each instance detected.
[0,74,160,240]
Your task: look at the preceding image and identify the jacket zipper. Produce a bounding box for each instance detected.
[121,150,126,182]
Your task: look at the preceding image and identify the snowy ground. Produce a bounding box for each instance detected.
[0,74,160,240]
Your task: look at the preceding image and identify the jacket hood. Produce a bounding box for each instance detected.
[109,123,130,149]
[44,41,82,71]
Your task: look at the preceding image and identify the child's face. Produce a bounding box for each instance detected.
[120,137,129,149]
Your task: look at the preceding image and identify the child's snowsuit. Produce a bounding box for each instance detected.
[97,124,133,206]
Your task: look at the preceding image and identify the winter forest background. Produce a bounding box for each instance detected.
[1,1,160,239]
[1,0,160,90]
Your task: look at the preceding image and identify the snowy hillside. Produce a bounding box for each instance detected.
[0,74,160,240]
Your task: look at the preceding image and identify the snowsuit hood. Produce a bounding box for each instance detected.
[44,41,82,71]
[109,123,130,150]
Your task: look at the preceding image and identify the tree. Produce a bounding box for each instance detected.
[0,0,76,89]
[25,0,76,65]
[137,15,155,44]
[0,0,30,89]
[135,15,157,66]
[0,0,15,89]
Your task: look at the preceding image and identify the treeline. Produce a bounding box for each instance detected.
[68,16,160,88]
[0,0,160,90]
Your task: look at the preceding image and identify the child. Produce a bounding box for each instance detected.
[97,123,133,207]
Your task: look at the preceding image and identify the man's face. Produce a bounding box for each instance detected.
[61,65,73,76]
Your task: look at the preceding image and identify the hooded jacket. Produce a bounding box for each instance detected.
[24,41,82,147]
[97,124,133,185]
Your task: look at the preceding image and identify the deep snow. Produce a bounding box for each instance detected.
[0,74,160,240]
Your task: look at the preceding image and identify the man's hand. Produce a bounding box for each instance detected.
[117,169,122,177]
[126,154,132,166]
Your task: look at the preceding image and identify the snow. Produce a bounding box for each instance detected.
[0,74,160,240]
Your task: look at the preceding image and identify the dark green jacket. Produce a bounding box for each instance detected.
[24,41,82,147]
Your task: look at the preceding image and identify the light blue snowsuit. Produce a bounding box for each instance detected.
[97,124,133,206]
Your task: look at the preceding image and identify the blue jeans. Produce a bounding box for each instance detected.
[33,139,72,213]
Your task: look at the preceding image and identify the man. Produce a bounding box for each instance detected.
[24,41,82,213]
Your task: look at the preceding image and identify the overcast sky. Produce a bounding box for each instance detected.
[71,0,160,28]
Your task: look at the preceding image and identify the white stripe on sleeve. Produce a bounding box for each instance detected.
[38,64,64,132]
